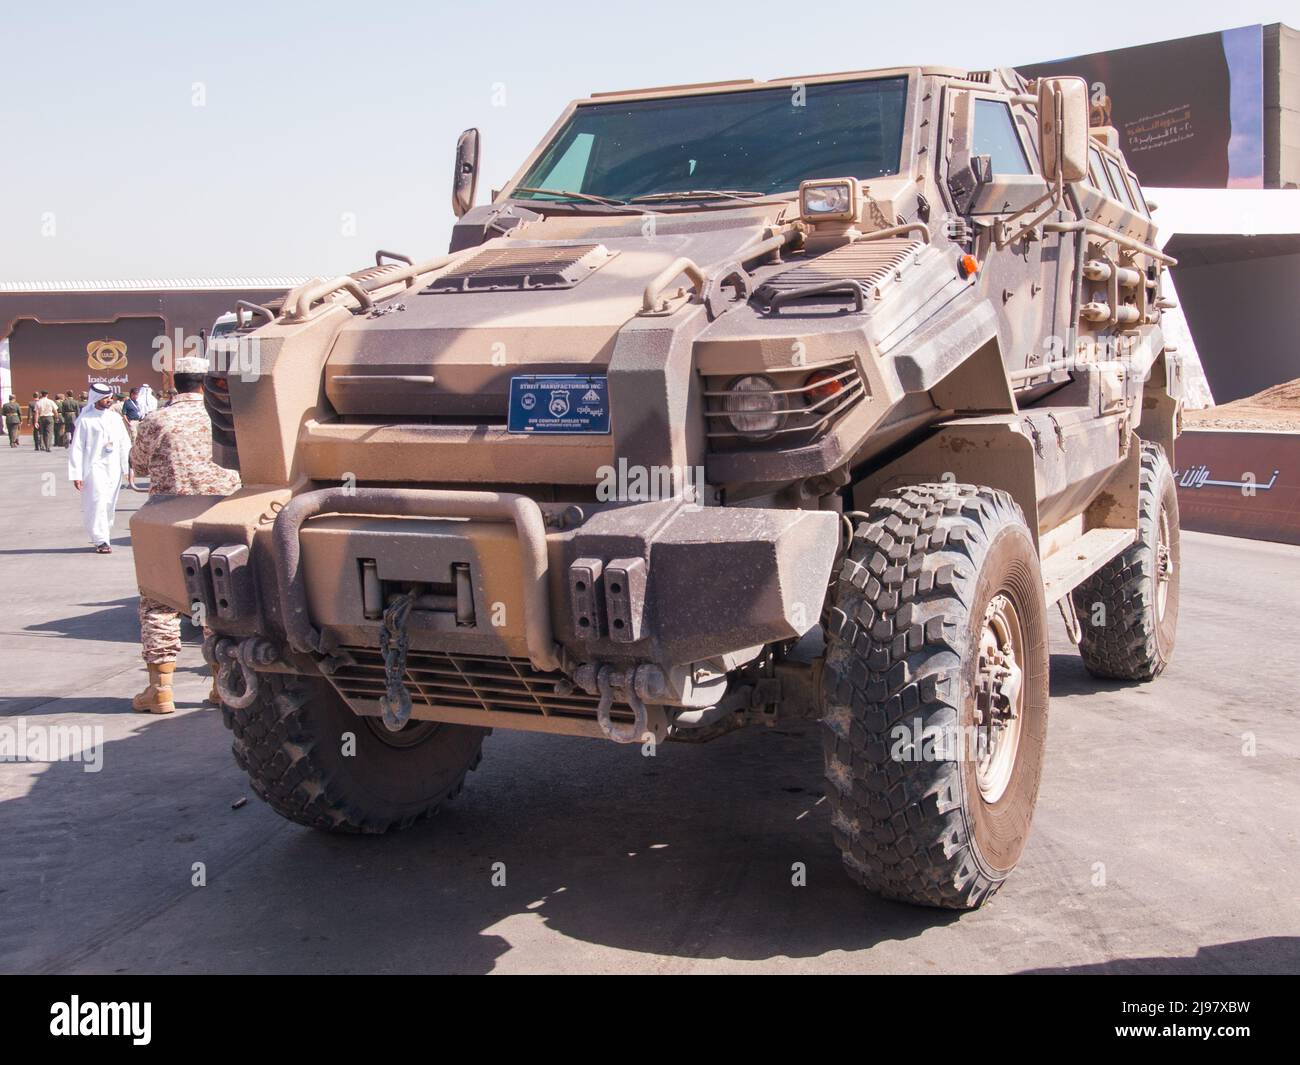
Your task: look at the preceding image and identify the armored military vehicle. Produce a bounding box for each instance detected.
[132,66,1183,909]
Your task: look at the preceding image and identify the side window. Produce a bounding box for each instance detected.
[1103,155,1140,212]
[972,99,1031,175]
[1087,146,1113,194]
[1124,171,1150,217]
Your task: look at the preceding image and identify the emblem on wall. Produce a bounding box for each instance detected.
[86,338,128,371]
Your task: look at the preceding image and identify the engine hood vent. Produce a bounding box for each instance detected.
[753,239,922,305]
[422,243,618,294]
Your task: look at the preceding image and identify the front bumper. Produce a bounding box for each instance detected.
[137,487,839,703]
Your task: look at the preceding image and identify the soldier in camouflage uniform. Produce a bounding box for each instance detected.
[3,395,20,447]
[60,391,80,445]
[130,357,240,713]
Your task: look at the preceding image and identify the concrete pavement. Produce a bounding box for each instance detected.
[1,443,1297,973]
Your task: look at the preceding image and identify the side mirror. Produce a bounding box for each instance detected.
[452,128,480,218]
[1037,77,1089,184]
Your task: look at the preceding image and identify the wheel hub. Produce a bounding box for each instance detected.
[1155,504,1174,621]
[974,593,1025,804]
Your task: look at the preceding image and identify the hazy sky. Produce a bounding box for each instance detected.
[0,1,1286,280]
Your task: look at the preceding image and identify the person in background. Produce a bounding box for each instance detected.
[136,382,157,417]
[122,387,142,441]
[60,390,80,445]
[131,357,240,713]
[27,393,42,450]
[53,395,67,447]
[3,395,21,447]
[68,382,131,554]
[35,390,58,451]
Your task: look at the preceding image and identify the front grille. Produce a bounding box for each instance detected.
[203,374,238,467]
[331,646,635,723]
[422,243,616,293]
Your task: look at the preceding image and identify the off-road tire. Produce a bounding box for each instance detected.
[221,673,486,833]
[821,484,1049,909]
[1071,442,1180,681]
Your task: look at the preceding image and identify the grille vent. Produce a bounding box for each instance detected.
[423,244,617,293]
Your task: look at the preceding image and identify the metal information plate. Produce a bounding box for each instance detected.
[507,374,610,434]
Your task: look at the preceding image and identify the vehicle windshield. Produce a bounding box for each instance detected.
[513,76,908,205]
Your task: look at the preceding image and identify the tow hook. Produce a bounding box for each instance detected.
[577,663,655,744]
[204,635,279,710]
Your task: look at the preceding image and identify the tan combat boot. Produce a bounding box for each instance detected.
[132,662,176,715]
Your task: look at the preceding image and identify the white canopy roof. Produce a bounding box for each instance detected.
[1147,188,1300,247]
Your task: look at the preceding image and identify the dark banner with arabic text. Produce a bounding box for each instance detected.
[1020,25,1264,189]
[1175,431,1300,545]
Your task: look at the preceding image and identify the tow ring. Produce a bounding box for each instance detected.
[208,637,261,710]
[594,666,649,744]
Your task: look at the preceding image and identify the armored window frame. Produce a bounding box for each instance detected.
[971,98,1033,176]
[1087,146,1114,195]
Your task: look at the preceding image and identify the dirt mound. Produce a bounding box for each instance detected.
[1183,377,1300,432]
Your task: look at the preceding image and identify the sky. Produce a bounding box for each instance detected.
[0,1,1288,281]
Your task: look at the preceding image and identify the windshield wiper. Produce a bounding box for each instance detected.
[509,186,658,214]
[629,189,774,205]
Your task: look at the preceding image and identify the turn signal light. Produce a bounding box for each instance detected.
[959,254,979,278]
[804,369,843,405]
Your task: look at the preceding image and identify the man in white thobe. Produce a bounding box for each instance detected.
[136,383,158,417]
[68,382,132,553]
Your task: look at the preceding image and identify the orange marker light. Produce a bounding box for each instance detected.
[804,370,844,405]
[959,254,979,278]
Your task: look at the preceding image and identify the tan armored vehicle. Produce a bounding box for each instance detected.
[134,66,1183,909]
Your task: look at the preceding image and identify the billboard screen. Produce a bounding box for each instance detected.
[1020,24,1265,188]
[7,317,168,409]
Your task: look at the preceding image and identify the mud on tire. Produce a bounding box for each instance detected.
[1071,442,1180,682]
[222,673,486,833]
[821,484,1049,909]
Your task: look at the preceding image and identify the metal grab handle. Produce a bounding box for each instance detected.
[272,487,560,672]
[234,300,276,329]
[641,257,708,314]
[286,275,375,321]
[1043,219,1176,265]
[766,279,866,314]
[857,221,931,245]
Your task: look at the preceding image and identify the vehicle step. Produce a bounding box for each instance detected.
[1040,528,1136,603]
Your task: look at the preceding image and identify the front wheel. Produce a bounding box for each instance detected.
[222,674,486,833]
[821,484,1049,909]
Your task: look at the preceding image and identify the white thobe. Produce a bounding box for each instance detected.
[137,384,158,416]
[68,406,132,545]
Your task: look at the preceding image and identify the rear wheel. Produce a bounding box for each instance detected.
[222,674,485,833]
[821,484,1049,909]
[1071,442,1180,681]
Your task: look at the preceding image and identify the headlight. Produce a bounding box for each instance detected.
[799,178,859,222]
[724,374,786,437]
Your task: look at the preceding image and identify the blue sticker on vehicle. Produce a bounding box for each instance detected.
[508,374,610,434]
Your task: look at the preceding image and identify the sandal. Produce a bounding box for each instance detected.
[95,543,113,554]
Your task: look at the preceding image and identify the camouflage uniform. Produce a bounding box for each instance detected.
[3,400,20,447]
[132,393,240,664]
[60,394,80,445]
